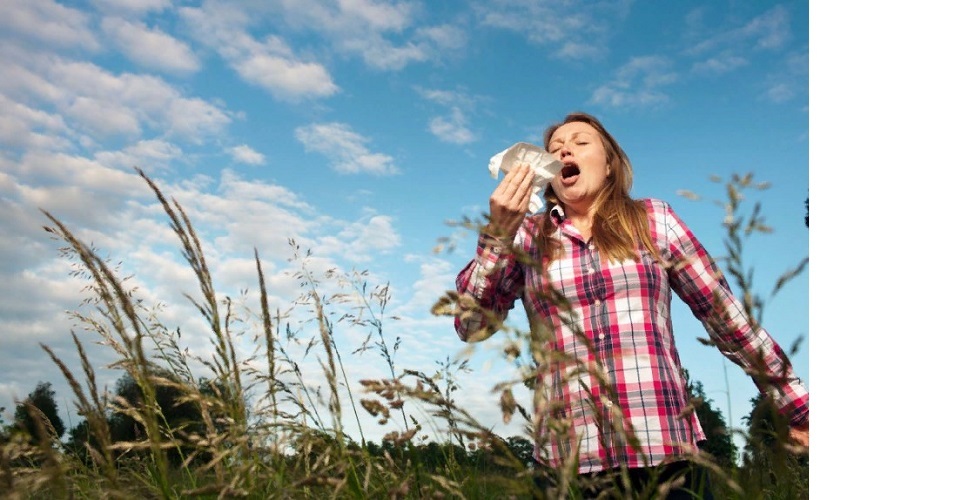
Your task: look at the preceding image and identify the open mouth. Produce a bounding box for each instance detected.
[560,165,580,179]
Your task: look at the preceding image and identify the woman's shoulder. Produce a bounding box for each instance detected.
[635,197,671,214]
[521,212,548,235]
[521,211,548,230]
[513,211,548,244]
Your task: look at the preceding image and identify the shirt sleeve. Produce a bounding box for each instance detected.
[453,230,527,342]
[661,202,809,427]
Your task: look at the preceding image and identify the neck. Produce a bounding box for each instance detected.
[560,201,596,240]
[561,199,595,222]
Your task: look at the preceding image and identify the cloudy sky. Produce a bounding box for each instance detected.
[1,0,813,447]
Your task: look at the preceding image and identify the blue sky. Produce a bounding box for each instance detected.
[0,0,811,450]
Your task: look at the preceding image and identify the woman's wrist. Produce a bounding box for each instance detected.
[480,224,514,245]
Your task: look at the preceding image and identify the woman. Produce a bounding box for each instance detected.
[454,112,808,498]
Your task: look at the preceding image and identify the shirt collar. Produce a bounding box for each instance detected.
[549,203,566,224]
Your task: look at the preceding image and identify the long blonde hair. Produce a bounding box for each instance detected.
[536,112,656,264]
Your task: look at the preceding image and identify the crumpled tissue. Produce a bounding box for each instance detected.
[488,142,563,213]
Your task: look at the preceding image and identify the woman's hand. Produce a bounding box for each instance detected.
[789,422,809,451]
[486,162,534,242]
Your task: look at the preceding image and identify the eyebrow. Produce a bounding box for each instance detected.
[548,131,591,148]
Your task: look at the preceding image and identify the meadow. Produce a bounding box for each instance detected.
[1,170,808,499]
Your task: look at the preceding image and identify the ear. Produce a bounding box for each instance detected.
[605,163,612,178]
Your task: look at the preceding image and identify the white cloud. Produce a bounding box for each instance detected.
[338,36,428,71]
[91,0,171,16]
[417,87,480,144]
[169,170,321,259]
[166,97,234,142]
[0,95,72,151]
[15,150,148,196]
[746,6,792,50]
[396,255,456,314]
[590,56,677,108]
[179,4,339,101]
[787,50,808,75]
[687,5,791,55]
[766,83,795,103]
[0,48,67,103]
[332,0,416,32]
[101,16,201,74]
[180,2,340,101]
[553,41,602,60]
[281,0,464,71]
[0,0,100,51]
[177,0,468,77]
[429,108,476,145]
[338,215,401,261]
[295,122,399,175]
[66,95,144,137]
[762,49,808,104]
[684,6,708,33]
[692,53,749,75]
[417,88,468,107]
[0,196,66,276]
[94,139,184,172]
[10,159,150,244]
[232,50,340,99]
[2,53,232,144]
[417,24,467,52]
[229,145,266,165]
[476,0,629,59]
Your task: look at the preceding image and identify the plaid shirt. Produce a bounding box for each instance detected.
[455,198,808,473]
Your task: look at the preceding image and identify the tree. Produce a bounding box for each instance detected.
[13,382,66,445]
[683,370,736,469]
[0,406,8,443]
[108,368,207,465]
[110,370,200,438]
[505,436,534,468]
[736,393,808,497]
[65,419,97,464]
[805,196,809,228]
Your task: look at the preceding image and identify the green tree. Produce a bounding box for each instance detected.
[364,439,383,457]
[805,196,809,228]
[736,393,808,498]
[0,405,8,443]
[65,419,96,463]
[683,370,736,469]
[417,441,448,470]
[505,435,534,468]
[13,382,66,445]
[108,368,206,465]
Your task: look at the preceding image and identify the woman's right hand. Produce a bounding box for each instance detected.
[486,162,534,243]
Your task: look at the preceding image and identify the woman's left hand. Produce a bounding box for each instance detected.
[789,422,809,450]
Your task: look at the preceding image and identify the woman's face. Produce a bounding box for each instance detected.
[547,121,611,212]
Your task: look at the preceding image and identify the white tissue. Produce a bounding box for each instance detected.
[488,142,563,213]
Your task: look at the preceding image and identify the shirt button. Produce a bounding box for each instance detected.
[598,333,605,340]
[587,268,594,274]
[594,299,601,306]
[604,400,613,408]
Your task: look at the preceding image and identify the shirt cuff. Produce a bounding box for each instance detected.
[477,231,513,256]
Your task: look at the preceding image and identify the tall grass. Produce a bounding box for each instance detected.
[1,168,807,499]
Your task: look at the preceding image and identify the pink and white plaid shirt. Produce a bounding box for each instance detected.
[455,198,808,473]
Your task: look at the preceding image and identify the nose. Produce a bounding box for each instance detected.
[559,145,571,159]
